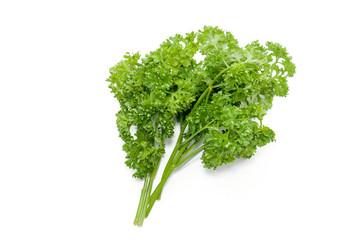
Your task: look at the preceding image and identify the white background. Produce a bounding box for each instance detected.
[1,0,359,239]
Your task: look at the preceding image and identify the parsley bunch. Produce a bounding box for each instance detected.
[107,26,295,226]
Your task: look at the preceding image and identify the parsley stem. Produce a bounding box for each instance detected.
[147,130,195,213]
[174,145,205,168]
[154,118,186,201]
[155,141,188,201]
[133,139,163,226]
[146,141,204,217]
[205,68,229,106]
[133,176,151,226]
[146,166,174,217]
[205,88,212,106]
[179,120,214,148]
[212,83,225,88]
[210,68,228,86]
[189,88,209,115]
[145,68,225,219]
[163,119,186,171]
[191,67,229,114]
[181,137,202,157]
[146,121,209,217]
[172,142,190,167]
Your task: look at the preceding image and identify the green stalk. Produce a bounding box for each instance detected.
[155,128,206,201]
[144,69,228,220]
[205,87,212,106]
[174,145,205,168]
[154,144,179,201]
[133,176,151,226]
[179,137,202,159]
[210,68,228,86]
[147,138,193,212]
[146,166,174,217]
[146,138,203,217]
[172,143,189,166]
[189,88,209,116]
[179,120,214,148]
[154,141,189,200]
[154,117,186,201]
[205,68,229,107]
[146,143,205,217]
[133,140,163,226]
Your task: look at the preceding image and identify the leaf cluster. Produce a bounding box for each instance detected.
[107,33,203,178]
[107,26,296,177]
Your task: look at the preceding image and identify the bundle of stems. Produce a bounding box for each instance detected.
[133,70,225,226]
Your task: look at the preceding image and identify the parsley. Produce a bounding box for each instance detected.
[107,26,296,226]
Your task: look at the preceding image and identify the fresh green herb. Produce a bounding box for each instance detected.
[107,26,296,226]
